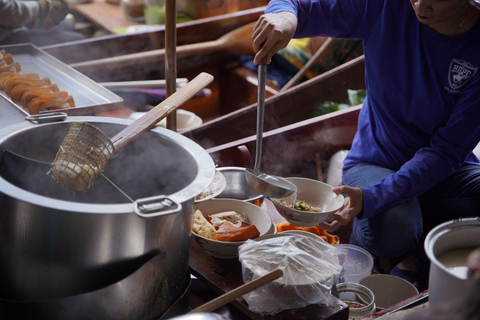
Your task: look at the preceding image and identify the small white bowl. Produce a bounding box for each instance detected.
[129,109,202,131]
[192,199,274,259]
[359,274,419,309]
[270,177,344,227]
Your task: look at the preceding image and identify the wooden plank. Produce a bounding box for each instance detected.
[42,7,265,64]
[184,56,365,149]
[206,105,361,177]
[66,0,141,34]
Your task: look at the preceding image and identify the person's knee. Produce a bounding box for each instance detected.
[353,200,423,258]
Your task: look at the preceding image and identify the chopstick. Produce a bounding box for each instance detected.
[189,269,283,314]
[99,78,188,89]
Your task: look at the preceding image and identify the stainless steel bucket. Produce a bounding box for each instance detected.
[0,117,215,317]
[424,217,480,306]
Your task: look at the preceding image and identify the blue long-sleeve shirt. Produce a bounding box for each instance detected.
[267,0,480,218]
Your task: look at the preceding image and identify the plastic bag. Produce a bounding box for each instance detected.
[238,232,347,316]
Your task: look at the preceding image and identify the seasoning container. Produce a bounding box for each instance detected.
[332,282,376,320]
[122,0,145,22]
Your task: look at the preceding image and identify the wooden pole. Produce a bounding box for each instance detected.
[165,0,177,131]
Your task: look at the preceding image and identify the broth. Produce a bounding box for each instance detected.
[436,247,477,279]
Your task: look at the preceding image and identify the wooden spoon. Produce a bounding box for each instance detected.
[70,22,256,74]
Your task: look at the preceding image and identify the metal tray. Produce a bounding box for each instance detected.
[0,43,123,116]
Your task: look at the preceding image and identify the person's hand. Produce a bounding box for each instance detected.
[37,0,69,29]
[252,12,297,65]
[319,185,363,232]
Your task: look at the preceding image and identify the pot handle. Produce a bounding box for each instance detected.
[134,195,182,218]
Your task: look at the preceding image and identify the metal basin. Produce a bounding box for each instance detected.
[215,167,264,206]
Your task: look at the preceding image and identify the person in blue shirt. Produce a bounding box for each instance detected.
[253,0,480,290]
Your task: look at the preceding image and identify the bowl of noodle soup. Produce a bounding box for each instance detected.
[271,177,344,227]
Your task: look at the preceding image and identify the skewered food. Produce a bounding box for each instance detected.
[0,49,76,114]
[0,61,21,73]
[29,95,75,114]
[12,83,59,103]
[4,77,52,95]
[20,89,66,106]
[0,54,14,66]
[0,73,40,89]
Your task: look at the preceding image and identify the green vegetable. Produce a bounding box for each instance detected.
[347,89,367,105]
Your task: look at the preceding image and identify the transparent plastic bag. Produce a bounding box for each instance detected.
[238,232,347,316]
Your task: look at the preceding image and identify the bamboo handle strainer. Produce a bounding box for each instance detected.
[50,72,214,192]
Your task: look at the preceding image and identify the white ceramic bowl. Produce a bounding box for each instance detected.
[359,274,419,309]
[192,199,274,259]
[270,177,344,227]
[129,109,202,131]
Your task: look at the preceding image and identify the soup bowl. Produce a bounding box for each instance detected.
[270,177,344,227]
[192,199,274,259]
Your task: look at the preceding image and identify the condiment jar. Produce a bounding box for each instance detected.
[121,0,145,22]
[332,282,376,320]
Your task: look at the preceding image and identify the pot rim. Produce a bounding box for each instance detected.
[424,217,480,278]
[0,116,215,214]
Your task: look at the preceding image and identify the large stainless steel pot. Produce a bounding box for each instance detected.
[425,217,480,306]
[0,116,215,317]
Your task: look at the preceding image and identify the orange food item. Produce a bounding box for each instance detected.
[0,73,39,89]
[0,61,20,74]
[0,53,14,66]
[215,222,260,242]
[28,95,75,114]
[12,84,59,103]
[4,77,51,95]
[20,87,65,107]
[275,222,340,245]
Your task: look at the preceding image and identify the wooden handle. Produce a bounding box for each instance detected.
[189,269,283,314]
[110,72,214,151]
[280,38,334,92]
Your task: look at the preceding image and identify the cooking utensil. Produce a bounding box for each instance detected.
[50,72,213,192]
[189,269,283,313]
[70,22,256,74]
[245,61,297,199]
[280,38,334,92]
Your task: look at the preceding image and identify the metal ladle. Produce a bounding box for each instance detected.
[245,61,297,199]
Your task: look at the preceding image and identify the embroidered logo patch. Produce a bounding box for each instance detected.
[448,58,478,90]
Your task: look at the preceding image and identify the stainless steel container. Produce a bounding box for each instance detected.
[425,217,480,306]
[0,117,215,317]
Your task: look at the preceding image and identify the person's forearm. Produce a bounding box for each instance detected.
[0,0,40,28]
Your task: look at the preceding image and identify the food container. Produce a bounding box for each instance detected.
[359,274,418,309]
[336,244,373,283]
[332,282,376,320]
[425,217,480,306]
[270,177,344,227]
[215,167,264,206]
[238,231,346,315]
[192,199,274,259]
[0,116,215,319]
